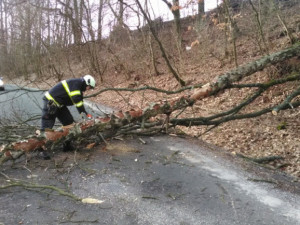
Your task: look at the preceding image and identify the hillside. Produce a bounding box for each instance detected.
[89,2,300,179]
[4,1,300,179]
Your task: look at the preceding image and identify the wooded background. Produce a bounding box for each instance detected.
[0,0,300,177]
[2,0,297,82]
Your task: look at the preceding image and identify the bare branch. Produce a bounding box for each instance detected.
[85,84,202,98]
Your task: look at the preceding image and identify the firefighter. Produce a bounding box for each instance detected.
[40,75,96,159]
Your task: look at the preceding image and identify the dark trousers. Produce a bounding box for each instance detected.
[41,97,74,131]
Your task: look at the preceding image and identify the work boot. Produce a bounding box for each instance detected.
[39,151,51,160]
[63,141,75,152]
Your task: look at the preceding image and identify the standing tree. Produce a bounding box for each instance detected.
[272,0,295,44]
[161,0,182,47]
[0,0,8,73]
[118,0,124,27]
[136,0,186,86]
[198,0,205,24]
[97,0,105,40]
[248,0,269,54]
[57,0,84,45]
[223,0,239,67]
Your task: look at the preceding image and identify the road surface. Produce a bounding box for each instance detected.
[0,84,300,225]
[0,136,300,225]
[0,84,112,140]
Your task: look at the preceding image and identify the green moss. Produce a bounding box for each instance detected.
[277,121,287,130]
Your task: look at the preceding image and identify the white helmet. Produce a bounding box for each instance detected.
[83,75,96,88]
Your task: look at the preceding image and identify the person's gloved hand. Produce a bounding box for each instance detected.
[86,114,93,120]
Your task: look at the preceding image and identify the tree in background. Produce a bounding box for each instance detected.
[0,0,8,72]
[97,0,105,40]
[197,0,205,24]
[161,0,182,47]
[0,0,300,163]
[0,0,299,86]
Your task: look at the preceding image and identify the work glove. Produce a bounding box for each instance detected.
[86,113,93,120]
[80,112,92,120]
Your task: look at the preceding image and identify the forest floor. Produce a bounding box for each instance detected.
[87,38,300,181]
[86,3,300,180]
[12,41,299,181]
[91,67,299,181]
[6,2,300,181]
[7,53,300,182]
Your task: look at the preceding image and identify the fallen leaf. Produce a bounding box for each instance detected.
[86,143,96,149]
[81,198,104,204]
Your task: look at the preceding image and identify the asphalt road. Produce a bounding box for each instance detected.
[0,136,300,225]
[0,84,112,132]
[0,84,300,225]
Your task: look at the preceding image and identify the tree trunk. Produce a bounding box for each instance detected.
[272,0,295,44]
[63,0,69,46]
[224,0,238,67]
[47,0,51,45]
[72,0,83,44]
[83,0,95,41]
[198,0,205,25]
[161,0,182,46]
[2,42,300,163]
[137,0,186,86]
[248,0,269,54]
[97,0,104,40]
[172,0,181,46]
[0,0,4,54]
[190,42,300,100]
[118,0,124,27]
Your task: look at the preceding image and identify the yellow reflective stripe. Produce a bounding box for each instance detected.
[61,80,82,106]
[62,80,71,96]
[45,91,61,107]
[70,90,81,96]
[75,101,83,107]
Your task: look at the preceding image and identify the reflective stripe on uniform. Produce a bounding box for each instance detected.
[75,101,83,107]
[61,80,82,107]
[45,91,61,107]
[70,90,81,96]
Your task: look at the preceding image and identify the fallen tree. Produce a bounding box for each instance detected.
[1,42,300,164]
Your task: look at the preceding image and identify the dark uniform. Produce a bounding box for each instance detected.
[41,78,88,131]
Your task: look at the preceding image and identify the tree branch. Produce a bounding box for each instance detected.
[272,85,300,115]
[1,43,300,164]
[190,42,300,100]
[85,84,202,98]
[171,100,300,127]
[135,0,186,86]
